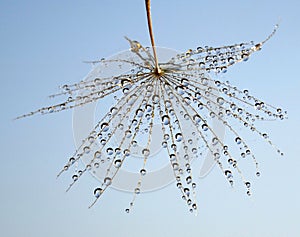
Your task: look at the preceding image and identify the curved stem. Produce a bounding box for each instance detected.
[145,0,161,74]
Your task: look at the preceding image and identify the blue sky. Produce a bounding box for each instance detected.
[1,0,300,236]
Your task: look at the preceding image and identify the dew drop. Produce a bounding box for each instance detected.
[104,177,112,186]
[140,169,146,176]
[175,133,183,142]
[106,147,114,155]
[134,188,140,194]
[152,95,160,104]
[72,174,78,181]
[114,159,122,168]
[202,124,208,131]
[142,148,150,157]
[94,188,103,198]
[83,146,90,154]
[217,97,224,105]
[100,122,109,132]
[224,170,233,179]
[162,115,170,125]
[235,137,242,145]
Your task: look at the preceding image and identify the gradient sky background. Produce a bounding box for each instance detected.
[1,0,300,236]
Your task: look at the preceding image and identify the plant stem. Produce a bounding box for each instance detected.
[145,0,161,75]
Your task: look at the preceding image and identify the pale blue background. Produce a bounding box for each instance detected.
[1,0,300,236]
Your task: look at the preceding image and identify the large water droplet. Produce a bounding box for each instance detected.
[94,188,103,198]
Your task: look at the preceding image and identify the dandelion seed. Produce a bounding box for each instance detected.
[17,0,287,214]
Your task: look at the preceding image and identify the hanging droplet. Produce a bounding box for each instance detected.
[162,115,170,125]
[100,122,109,132]
[152,94,160,104]
[134,188,141,194]
[235,137,242,145]
[104,177,112,186]
[106,147,114,155]
[83,146,90,154]
[140,169,146,176]
[184,188,190,196]
[245,181,251,188]
[224,170,232,179]
[193,114,201,124]
[202,124,208,131]
[114,159,122,168]
[142,148,150,157]
[175,133,183,142]
[94,187,103,198]
[186,176,192,184]
[72,174,78,181]
[217,97,224,105]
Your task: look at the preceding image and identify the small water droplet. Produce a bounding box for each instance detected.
[72,174,78,181]
[104,177,112,186]
[162,115,170,125]
[202,124,208,131]
[114,159,122,168]
[152,95,160,104]
[140,169,146,176]
[235,137,242,145]
[217,97,224,105]
[142,148,150,157]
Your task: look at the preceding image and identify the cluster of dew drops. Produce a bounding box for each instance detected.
[17,24,287,214]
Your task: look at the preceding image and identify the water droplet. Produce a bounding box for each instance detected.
[245,182,251,188]
[172,162,179,170]
[100,122,109,132]
[104,177,112,186]
[162,141,167,148]
[135,108,144,117]
[125,208,130,213]
[202,124,208,131]
[83,146,90,154]
[152,95,160,104]
[224,170,232,179]
[176,85,185,95]
[256,171,261,177]
[94,188,103,198]
[142,148,150,157]
[217,97,224,105]
[184,188,190,196]
[106,147,113,155]
[193,114,201,124]
[114,159,122,168]
[186,176,192,184]
[181,78,189,86]
[140,169,146,176]
[72,174,78,181]
[69,157,75,164]
[235,137,242,145]
[162,115,170,125]
[134,188,140,194]
[175,133,183,142]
